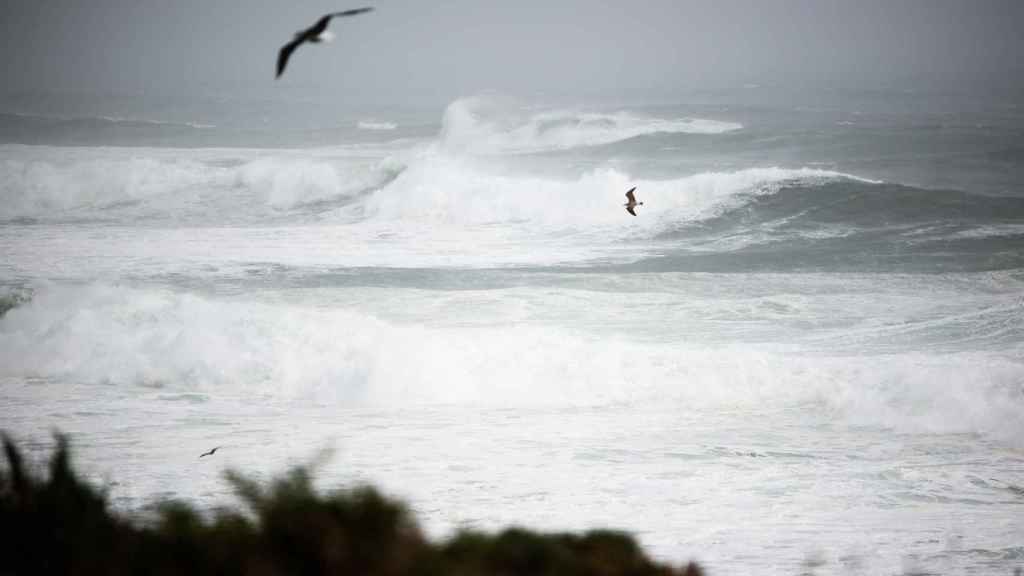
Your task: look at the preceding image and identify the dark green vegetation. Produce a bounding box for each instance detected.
[0,289,31,319]
[0,434,704,575]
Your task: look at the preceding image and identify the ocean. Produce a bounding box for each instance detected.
[1,89,1023,575]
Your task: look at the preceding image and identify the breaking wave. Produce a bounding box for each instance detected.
[438,96,741,153]
[364,154,862,233]
[5,138,1021,273]
[1,283,1021,445]
[0,146,405,221]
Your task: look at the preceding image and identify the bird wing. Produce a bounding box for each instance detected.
[312,13,335,32]
[626,205,637,216]
[277,8,372,78]
[276,37,304,78]
[625,187,636,203]
[331,7,374,18]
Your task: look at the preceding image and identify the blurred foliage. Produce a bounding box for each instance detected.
[0,433,704,576]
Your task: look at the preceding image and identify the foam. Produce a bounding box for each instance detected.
[949,224,1024,240]
[235,156,396,210]
[0,146,402,220]
[0,154,222,219]
[0,144,859,233]
[2,284,1021,444]
[357,120,398,131]
[438,95,741,153]
[365,149,865,236]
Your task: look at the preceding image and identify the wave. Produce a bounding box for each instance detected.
[651,179,1024,265]
[438,95,741,153]
[6,139,1020,272]
[357,120,398,131]
[949,224,1024,240]
[365,152,868,233]
[0,111,214,130]
[2,283,1021,444]
[0,146,405,221]
[0,141,856,233]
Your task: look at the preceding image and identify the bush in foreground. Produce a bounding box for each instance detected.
[0,434,703,576]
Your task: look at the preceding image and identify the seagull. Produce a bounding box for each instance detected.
[199,447,220,458]
[624,187,643,216]
[276,8,374,79]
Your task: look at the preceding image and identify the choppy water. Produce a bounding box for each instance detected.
[2,90,1023,575]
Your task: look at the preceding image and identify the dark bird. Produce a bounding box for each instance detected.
[276,8,374,78]
[199,447,220,458]
[624,187,643,216]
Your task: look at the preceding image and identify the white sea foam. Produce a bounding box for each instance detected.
[0,154,222,218]
[357,120,398,131]
[949,224,1024,239]
[0,146,403,219]
[2,283,1021,445]
[438,96,741,153]
[1,95,1019,576]
[0,143,871,240]
[235,156,397,209]
[365,149,867,236]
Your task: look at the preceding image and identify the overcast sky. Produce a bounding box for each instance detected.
[1,0,1022,106]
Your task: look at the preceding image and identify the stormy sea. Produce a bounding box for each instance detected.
[1,88,1022,575]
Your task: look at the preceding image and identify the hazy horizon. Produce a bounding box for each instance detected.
[2,0,1023,108]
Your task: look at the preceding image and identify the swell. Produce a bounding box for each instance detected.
[644,181,1024,273]
[0,111,216,146]
[0,111,215,130]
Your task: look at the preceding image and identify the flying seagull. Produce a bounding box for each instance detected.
[276,8,374,78]
[199,447,220,458]
[624,187,643,216]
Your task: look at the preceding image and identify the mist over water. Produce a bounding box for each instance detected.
[2,88,1024,575]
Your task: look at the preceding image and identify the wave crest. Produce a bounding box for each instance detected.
[2,284,1021,444]
[438,96,741,153]
[366,152,862,234]
[0,147,404,221]
[357,120,398,131]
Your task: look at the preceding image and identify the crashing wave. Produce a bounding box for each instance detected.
[2,283,1021,445]
[438,95,741,153]
[365,151,868,233]
[0,146,406,221]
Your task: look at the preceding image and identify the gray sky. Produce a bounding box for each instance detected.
[2,0,1022,106]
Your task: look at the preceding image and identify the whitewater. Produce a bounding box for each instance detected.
[2,93,1023,575]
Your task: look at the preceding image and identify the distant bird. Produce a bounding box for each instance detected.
[624,187,643,216]
[276,8,374,78]
[199,447,220,458]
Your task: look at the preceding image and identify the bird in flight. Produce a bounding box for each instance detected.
[624,187,643,216]
[276,8,374,78]
[199,447,220,458]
